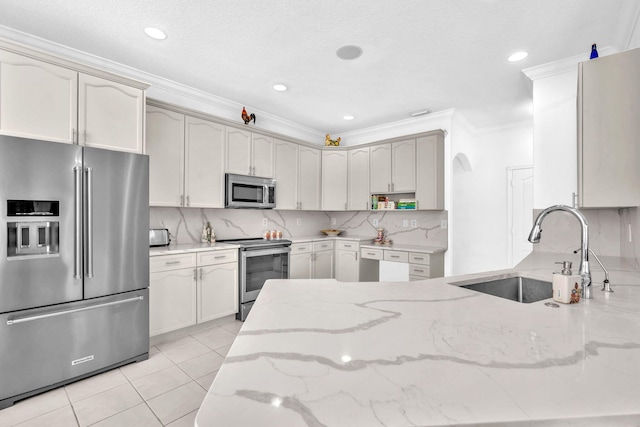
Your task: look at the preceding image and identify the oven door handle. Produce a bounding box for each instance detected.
[241,246,291,258]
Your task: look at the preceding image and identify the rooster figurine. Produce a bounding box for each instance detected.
[241,107,256,125]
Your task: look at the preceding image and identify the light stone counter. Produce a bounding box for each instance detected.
[195,252,640,426]
[290,235,374,244]
[149,242,240,256]
[360,242,447,254]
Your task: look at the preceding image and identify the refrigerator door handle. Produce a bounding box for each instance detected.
[6,296,144,325]
[85,166,94,278]
[74,165,82,279]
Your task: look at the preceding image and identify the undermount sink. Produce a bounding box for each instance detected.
[450,276,552,303]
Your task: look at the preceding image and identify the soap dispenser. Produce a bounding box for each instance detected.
[552,261,582,304]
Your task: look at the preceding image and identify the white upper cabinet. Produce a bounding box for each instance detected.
[416,134,444,210]
[146,105,226,208]
[0,50,77,144]
[370,144,392,193]
[298,146,321,210]
[0,48,146,153]
[274,139,299,210]
[78,74,145,153]
[251,134,274,178]
[578,47,640,208]
[370,140,416,193]
[185,117,225,208]
[146,106,185,207]
[226,128,274,178]
[348,147,370,210]
[322,150,348,210]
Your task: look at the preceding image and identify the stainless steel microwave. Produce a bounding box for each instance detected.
[225,173,276,209]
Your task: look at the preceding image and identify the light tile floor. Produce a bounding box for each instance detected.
[0,318,243,427]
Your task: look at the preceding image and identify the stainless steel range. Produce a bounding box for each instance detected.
[217,238,291,321]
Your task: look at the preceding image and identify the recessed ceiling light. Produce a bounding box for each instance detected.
[273,84,287,92]
[343,115,355,120]
[336,45,363,60]
[507,51,528,62]
[144,27,167,40]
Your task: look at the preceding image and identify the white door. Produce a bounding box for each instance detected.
[348,147,370,210]
[370,143,391,193]
[251,134,274,178]
[185,117,225,208]
[274,140,299,209]
[298,146,321,210]
[391,139,416,192]
[322,150,348,210]
[508,166,534,267]
[226,128,252,175]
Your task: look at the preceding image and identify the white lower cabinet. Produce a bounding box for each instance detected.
[149,249,238,337]
[289,241,334,279]
[336,241,378,282]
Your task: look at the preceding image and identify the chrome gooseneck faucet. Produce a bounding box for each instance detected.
[528,205,593,298]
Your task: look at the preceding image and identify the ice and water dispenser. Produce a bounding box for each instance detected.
[7,200,60,258]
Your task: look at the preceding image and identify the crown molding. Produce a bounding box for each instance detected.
[0,25,326,143]
[522,46,618,81]
[340,109,455,146]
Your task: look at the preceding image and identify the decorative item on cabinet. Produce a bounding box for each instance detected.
[590,43,598,59]
[325,134,341,146]
[241,107,256,125]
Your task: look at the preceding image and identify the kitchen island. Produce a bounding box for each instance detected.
[195,252,640,426]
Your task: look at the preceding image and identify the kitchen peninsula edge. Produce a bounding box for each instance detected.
[195,251,640,426]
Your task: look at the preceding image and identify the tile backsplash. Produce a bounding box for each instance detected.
[150,207,448,247]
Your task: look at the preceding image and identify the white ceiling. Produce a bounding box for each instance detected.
[0,0,636,135]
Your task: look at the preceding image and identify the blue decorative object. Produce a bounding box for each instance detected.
[590,44,599,59]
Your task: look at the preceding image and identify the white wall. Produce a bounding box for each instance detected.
[451,119,533,275]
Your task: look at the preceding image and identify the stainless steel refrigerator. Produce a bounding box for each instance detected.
[0,135,149,409]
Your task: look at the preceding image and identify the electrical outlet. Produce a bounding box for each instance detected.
[373,219,379,226]
[441,220,448,229]
[403,219,408,227]
[297,218,301,226]
[411,219,417,227]
[262,218,268,226]
[331,218,336,225]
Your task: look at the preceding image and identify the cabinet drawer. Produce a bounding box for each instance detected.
[197,249,238,266]
[409,264,431,277]
[409,252,431,265]
[291,243,313,254]
[337,241,358,251]
[361,248,383,260]
[384,250,408,263]
[150,253,197,273]
[313,240,334,251]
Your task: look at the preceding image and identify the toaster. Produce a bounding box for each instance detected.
[149,229,171,247]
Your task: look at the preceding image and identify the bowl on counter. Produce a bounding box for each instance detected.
[321,229,343,236]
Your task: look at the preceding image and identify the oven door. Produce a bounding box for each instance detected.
[240,247,290,303]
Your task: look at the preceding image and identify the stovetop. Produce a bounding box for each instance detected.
[216,238,292,248]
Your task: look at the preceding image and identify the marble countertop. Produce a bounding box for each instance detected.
[360,242,447,254]
[290,234,374,243]
[196,252,640,426]
[149,242,240,256]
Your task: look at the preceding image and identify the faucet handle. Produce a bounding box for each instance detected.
[602,279,614,293]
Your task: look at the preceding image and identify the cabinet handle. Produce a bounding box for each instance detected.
[367,252,376,256]
[388,183,390,192]
[413,269,424,273]
[344,244,352,248]
[214,255,227,259]
[180,194,184,206]
[199,267,203,281]
[392,183,395,192]
[414,257,424,261]
[165,260,181,265]
[390,255,400,258]
[186,195,190,206]
[193,269,197,281]
[355,252,358,261]
[72,128,77,144]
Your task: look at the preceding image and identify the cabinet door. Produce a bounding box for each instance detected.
[336,249,358,282]
[298,146,321,210]
[274,139,299,209]
[313,250,334,279]
[78,74,144,153]
[226,128,252,175]
[370,143,392,193]
[416,135,444,210]
[578,48,640,207]
[321,150,348,210]
[290,253,313,279]
[149,268,196,336]
[348,147,370,210]
[185,117,225,208]
[391,139,416,192]
[0,50,77,144]
[251,134,274,178]
[198,263,238,323]
[146,106,185,206]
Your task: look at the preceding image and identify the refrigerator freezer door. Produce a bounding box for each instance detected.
[0,135,83,313]
[0,289,149,409]
[82,147,149,299]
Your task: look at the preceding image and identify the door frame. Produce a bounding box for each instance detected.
[507,165,533,267]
